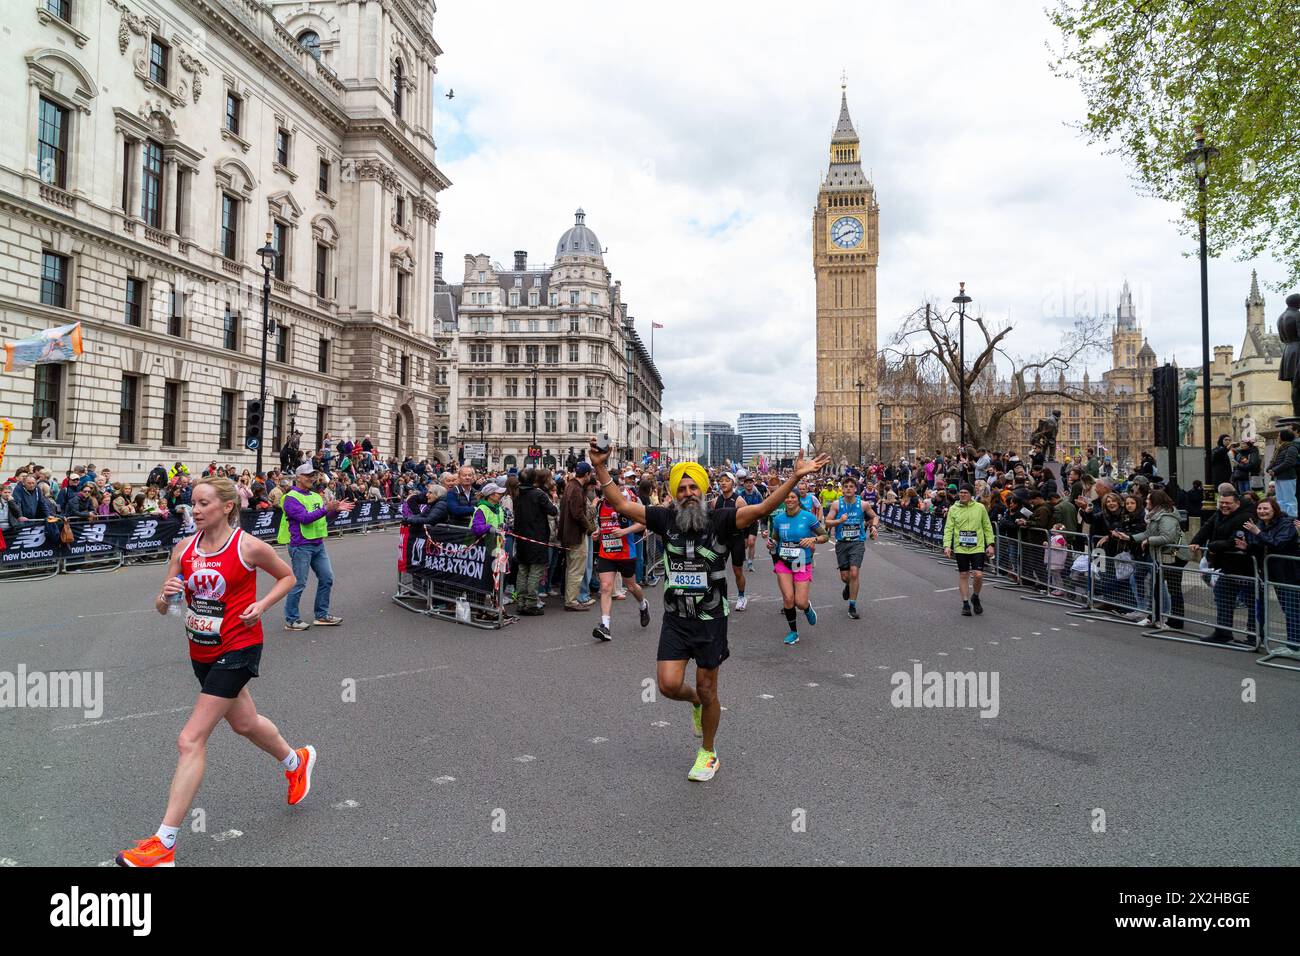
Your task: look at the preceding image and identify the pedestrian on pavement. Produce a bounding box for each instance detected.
[560,462,597,610]
[279,462,352,630]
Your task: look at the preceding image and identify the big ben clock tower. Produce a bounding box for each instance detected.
[812,80,879,457]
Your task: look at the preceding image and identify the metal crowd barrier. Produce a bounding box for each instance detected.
[1140,545,1260,652]
[392,528,514,630]
[1258,554,1300,672]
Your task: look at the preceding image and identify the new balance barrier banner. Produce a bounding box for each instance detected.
[0,521,60,566]
[241,507,280,543]
[403,523,497,595]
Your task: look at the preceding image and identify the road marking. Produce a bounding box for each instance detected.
[758,693,775,699]
[1050,627,1061,632]
[805,682,820,687]
[989,641,999,645]
[841,673,855,678]
[651,720,671,727]
[1011,636,1022,640]
[432,775,456,784]
[589,736,608,744]
[355,665,449,683]
[76,609,155,619]
[0,858,17,867]
[936,652,949,656]
[542,643,591,652]
[1068,623,1081,627]
[1031,631,1042,635]
[514,754,536,763]
[52,706,190,732]
[934,587,959,593]
[963,647,975,651]
[333,799,360,809]
[873,595,909,602]
[212,830,243,842]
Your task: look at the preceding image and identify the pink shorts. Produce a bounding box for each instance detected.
[774,561,813,583]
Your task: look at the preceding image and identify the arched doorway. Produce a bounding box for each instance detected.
[503,454,517,471]
[394,404,416,459]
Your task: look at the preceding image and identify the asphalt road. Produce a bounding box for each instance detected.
[1,526,1296,866]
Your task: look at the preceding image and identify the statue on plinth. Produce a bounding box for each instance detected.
[1029,410,1062,462]
[1278,292,1300,424]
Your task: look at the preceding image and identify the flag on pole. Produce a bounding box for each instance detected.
[4,321,83,372]
[651,322,664,329]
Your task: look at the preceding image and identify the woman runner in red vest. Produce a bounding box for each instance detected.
[116,477,306,867]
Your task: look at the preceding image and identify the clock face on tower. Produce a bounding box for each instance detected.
[830,215,863,249]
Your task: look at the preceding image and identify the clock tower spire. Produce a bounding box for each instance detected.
[812,81,879,461]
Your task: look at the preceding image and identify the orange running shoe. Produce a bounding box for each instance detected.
[115,835,175,867]
[286,744,316,805]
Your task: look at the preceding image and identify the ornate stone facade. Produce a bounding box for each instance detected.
[0,0,449,479]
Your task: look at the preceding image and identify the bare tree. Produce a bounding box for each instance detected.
[878,302,1110,451]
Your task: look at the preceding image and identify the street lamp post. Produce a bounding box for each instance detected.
[254,233,277,477]
[287,391,301,466]
[876,400,885,462]
[952,282,972,451]
[1183,127,1219,489]
[530,362,539,463]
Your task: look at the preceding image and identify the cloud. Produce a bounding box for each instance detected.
[431,0,1286,437]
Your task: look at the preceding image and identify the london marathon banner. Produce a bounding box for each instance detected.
[402,523,497,595]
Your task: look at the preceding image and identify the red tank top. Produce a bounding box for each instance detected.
[179,527,263,663]
[597,501,628,560]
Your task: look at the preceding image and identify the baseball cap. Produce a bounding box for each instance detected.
[294,463,318,477]
[480,482,504,496]
[575,461,593,477]
[721,471,736,484]
[735,468,748,479]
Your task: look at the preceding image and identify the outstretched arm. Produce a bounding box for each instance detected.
[587,440,647,525]
[735,453,831,528]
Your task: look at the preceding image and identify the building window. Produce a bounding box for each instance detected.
[40,251,68,308]
[568,343,579,362]
[506,319,520,333]
[529,291,539,307]
[392,59,404,118]
[275,128,290,167]
[298,31,321,60]
[509,290,519,307]
[469,376,491,398]
[396,272,408,319]
[586,412,601,433]
[569,315,580,332]
[315,406,327,450]
[168,287,184,337]
[119,374,139,444]
[544,377,558,398]
[524,410,535,435]
[45,0,72,23]
[225,93,241,135]
[506,345,520,364]
[125,277,145,327]
[220,193,239,259]
[590,345,603,365]
[550,292,558,307]
[504,377,518,397]
[315,243,329,297]
[121,140,133,209]
[469,344,492,363]
[400,354,410,386]
[504,411,517,433]
[545,345,559,364]
[273,398,286,452]
[174,168,189,236]
[223,304,239,350]
[568,377,578,397]
[525,345,539,364]
[318,158,330,194]
[567,411,578,433]
[318,337,330,373]
[32,363,62,439]
[590,292,599,306]
[524,376,536,398]
[275,324,289,363]
[395,195,405,226]
[141,139,163,227]
[162,381,181,446]
[219,390,236,450]
[149,38,169,86]
[570,291,579,305]
[544,410,557,434]
[36,97,69,188]
[271,221,288,281]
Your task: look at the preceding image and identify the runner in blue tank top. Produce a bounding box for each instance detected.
[826,476,879,619]
[737,471,766,572]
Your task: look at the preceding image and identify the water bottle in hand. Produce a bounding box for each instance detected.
[167,575,186,617]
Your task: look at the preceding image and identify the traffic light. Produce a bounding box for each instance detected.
[245,399,262,451]
[1149,364,1179,448]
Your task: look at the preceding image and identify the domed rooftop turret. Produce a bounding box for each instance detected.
[555,208,603,260]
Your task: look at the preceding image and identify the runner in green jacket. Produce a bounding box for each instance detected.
[942,484,995,617]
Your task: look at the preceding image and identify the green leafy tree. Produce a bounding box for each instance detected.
[1048,0,1300,286]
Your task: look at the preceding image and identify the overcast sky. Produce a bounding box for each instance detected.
[430,0,1284,437]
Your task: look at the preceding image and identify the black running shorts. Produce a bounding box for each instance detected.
[835,539,865,571]
[728,537,747,568]
[954,553,986,573]
[191,645,262,699]
[594,556,637,578]
[656,614,729,670]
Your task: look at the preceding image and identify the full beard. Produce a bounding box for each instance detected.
[672,498,710,534]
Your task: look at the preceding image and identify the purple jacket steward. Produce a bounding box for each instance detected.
[282,494,330,548]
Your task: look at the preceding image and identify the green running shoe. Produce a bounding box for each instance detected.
[687,748,719,782]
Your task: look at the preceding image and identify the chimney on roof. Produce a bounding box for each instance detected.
[514,250,527,271]
[434,251,443,280]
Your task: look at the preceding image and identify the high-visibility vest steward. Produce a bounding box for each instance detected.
[278,489,328,544]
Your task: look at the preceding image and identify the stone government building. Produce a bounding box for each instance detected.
[1,0,450,480]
